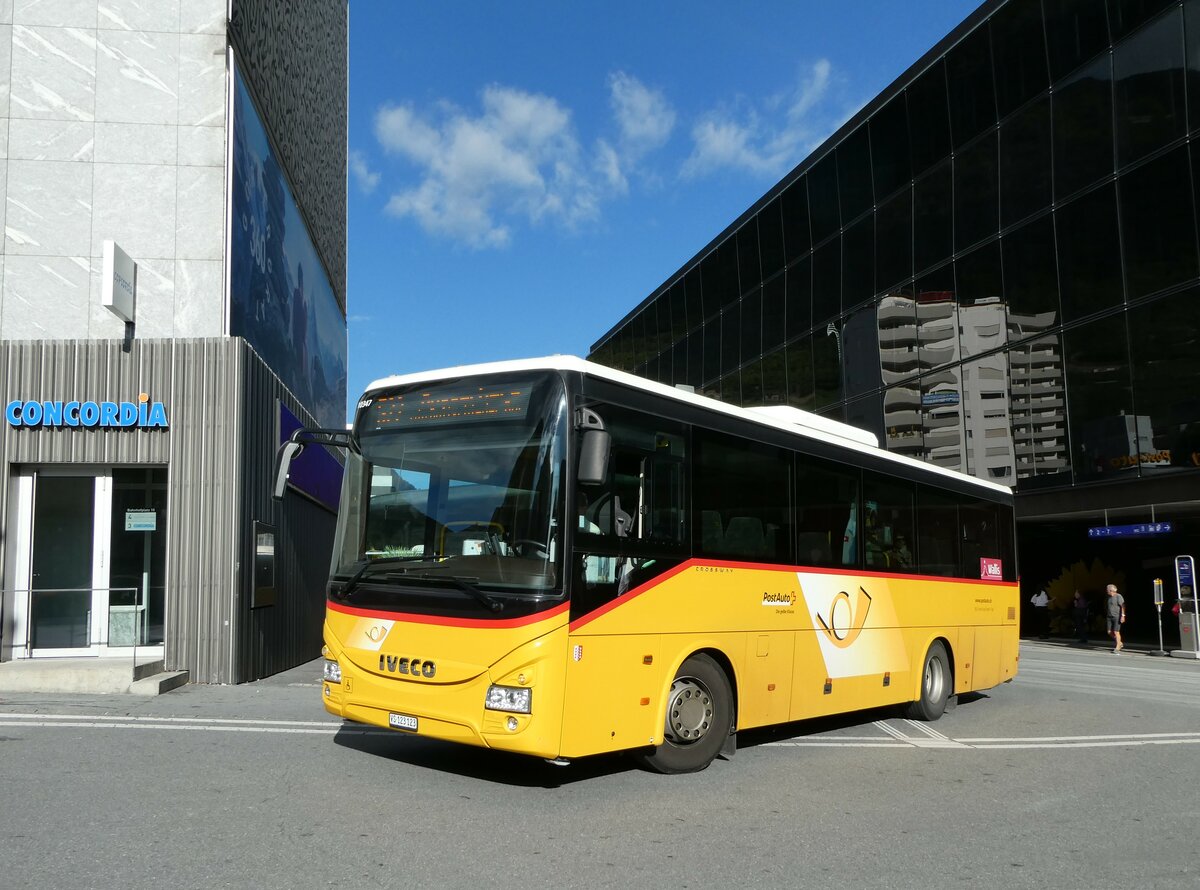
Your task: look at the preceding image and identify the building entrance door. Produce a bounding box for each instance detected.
[10,467,167,658]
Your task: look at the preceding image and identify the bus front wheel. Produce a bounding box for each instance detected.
[905,640,951,721]
[636,653,733,774]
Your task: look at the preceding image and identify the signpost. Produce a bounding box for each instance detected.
[1171,555,1200,660]
[1150,578,1166,656]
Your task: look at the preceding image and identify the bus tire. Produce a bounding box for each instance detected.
[635,653,733,774]
[905,640,951,721]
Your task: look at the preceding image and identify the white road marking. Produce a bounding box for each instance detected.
[0,712,389,735]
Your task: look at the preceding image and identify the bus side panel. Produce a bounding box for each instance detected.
[972,625,1003,690]
[559,633,666,758]
[740,632,796,727]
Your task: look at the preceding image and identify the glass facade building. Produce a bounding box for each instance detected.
[589,0,1200,638]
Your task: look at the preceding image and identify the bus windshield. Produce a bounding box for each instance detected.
[329,372,567,609]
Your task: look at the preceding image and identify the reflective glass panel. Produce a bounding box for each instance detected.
[721,305,740,375]
[786,336,816,410]
[812,238,841,325]
[957,241,1007,362]
[684,268,703,332]
[1000,95,1052,227]
[785,256,812,341]
[947,24,997,149]
[914,161,953,273]
[741,289,761,362]
[737,219,761,294]
[1119,146,1198,299]
[907,60,952,176]
[703,318,720,383]
[1009,334,1072,483]
[875,186,912,293]
[1052,55,1114,200]
[1045,0,1112,81]
[1002,215,1060,328]
[991,0,1050,117]
[841,302,882,398]
[1108,0,1177,41]
[921,366,967,472]
[762,348,787,405]
[842,216,874,310]
[808,156,841,243]
[763,274,786,352]
[845,392,885,444]
[961,353,1016,485]
[812,326,843,408]
[1128,287,1200,472]
[954,130,1000,251]
[838,125,874,223]
[871,93,911,201]
[1057,183,1124,322]
[878,292,919,387]
[915,264,957,373]
[885,378,924,459]
[1113,7,1185,167]
[759,198,785,282]
[1064,313,1136,481]
[781,178,811,263]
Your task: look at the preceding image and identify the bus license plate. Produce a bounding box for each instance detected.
[388,713,418,732]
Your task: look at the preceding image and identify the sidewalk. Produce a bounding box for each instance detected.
[1021,635,1200,661]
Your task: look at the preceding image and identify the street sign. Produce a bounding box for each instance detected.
[1087,522,1173,538]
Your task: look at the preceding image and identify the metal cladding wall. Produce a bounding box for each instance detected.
[0,338,335,684]
[237,340,337,682]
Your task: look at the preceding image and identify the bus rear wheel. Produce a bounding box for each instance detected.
[635,654,733,774]
[905,641,951,721]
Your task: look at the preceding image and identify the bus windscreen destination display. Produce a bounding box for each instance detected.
[365,382,534,429]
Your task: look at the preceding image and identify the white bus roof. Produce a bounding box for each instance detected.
[364,355,1011,497]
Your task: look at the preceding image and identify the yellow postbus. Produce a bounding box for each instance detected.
[276,356,1018,773]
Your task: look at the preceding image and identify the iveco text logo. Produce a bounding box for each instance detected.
[378,654,436,678]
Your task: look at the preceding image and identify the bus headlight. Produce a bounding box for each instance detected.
[323,659,342,684]
[484,684,532,714]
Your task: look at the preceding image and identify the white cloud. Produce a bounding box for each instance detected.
[609,71,675,158]
[375,86,602,248]
[682,59,837,179]
[349,150,380,194]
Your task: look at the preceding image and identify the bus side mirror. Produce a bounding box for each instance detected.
[272,440,305,501]
[577,429,610,486]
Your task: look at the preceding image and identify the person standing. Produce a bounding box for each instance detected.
[1030,587,1051,639]
[1106,583,1126,653]
[1071,590,1089,645]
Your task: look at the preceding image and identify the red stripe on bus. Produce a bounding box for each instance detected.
[328,599,569,629]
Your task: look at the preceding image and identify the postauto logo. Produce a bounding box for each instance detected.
[6,393,168,429]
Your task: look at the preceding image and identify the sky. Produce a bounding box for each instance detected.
[345,0,983,415]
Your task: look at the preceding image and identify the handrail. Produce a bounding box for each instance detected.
[10,587,142,657]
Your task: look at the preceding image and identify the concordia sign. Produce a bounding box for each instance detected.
[5,394,168,429]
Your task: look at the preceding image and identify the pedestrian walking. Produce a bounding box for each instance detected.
[1106,583,1126,653]
[1071,590,1089,645]
[1030,587,1051,639]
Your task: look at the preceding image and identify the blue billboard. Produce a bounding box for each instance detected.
[230,69,347,429]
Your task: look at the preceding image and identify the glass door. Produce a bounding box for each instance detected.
[11,467,167,658]
[24,473,108,656]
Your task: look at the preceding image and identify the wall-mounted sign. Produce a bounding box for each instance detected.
[1087,522,1173,539]
[102,240,136,323]
[125,509,157,531]
[5,394,168,429]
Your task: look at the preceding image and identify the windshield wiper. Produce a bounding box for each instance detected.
[414,574,504,613]
[336,556,429,601]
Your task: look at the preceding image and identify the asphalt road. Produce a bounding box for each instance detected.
[1,642,1197,889]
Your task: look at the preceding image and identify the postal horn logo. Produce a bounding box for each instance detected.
[366,625,387,643]
[815,586,873,649]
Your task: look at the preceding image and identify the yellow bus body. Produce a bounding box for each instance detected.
[323,559,1018,761]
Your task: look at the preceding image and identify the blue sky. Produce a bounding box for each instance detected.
[345,0,982,412]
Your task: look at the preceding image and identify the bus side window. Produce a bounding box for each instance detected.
[694,429,792,563]
[796,457,860,569]
[915,485,960,577]
[862,473,915,573]
[577,402,687,549]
